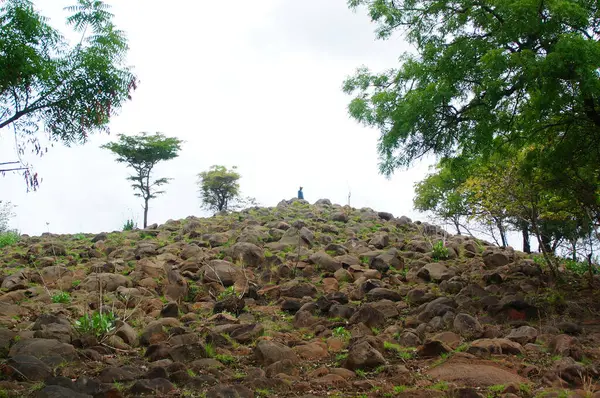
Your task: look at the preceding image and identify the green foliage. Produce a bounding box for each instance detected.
[74,310,117,339]
[0,201,15,232]
[432,241,450,261]
[0,230,19,248]
[102,132,182,228]
[383,342,415,360]
[122,219,136,231]
[197,165,241,213]
[332,326,351,340]
[1,0,137,190]
[204,343,216,358]
[344,0,600,254]
[217,286,237,301]
[51,291,70,304]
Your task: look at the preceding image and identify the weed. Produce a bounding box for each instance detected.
[488,384,505,393]
[394,385,408,393]
[383,342,415,360]
[74,310,117,340]
[123,219,137,231]
[215,354,235,365]
[332,326,351,340]
[217,286,237,301]
[51,291,71,304]
[432,241,450,261]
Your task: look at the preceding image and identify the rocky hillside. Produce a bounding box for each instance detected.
[0,198,598,398]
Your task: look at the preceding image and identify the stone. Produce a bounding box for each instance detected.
[231,242,264,267]
[427,358,527,386]
[254,340,299,366]
[348,305,386,329]
[366,288,402,302]
[34,385,92,398]
[128,378,175,395]
[505,326,538,345]
[417,340,452,358]
[309,251,342,272]
[7,355,52,381]
[453,313,483,339]
[344,341,386,370]
[202,260,240,287]
[482,251,510,268]
[280,281,318,298]
[467,338,524,357]
[9,338,77,367]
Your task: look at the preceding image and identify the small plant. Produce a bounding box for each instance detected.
[51,291,71,304]
[217,286,237,301]
[215,354,235,365]
[0,231,19,248]
[122,219,137,231]
[332,326,351,340]
[488,384,505,394]
[430,381,449,391]
[432,240,450,261]
[384,342,415,360]
[204,343,216,358]
[74,311,117,339]
[393,386,407,393]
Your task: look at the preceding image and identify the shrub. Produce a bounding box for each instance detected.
[432,241,450,261]
[0,231,19,248]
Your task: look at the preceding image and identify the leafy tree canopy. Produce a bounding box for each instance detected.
[344,0,599,209]
[102,132,182,228]
[1,0,138,190]
[198,165,244,214]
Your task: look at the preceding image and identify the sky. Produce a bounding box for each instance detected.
[1,0,439,236]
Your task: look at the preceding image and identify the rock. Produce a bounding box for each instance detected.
[431,331,461,349]
[265,358,299,377]
[98,366,140,383]
[334,268,353,282]
[128,378,175,395]
[427,357,527,386]
[115,322,138,347]
[378,212,393,221]
[369,233,389,249]
[280,280,318,298]
[293,341,328,360]
[366,288,402,302]
[549,334,582,359]
[160,302,179,318]
[557,321,582,335]
[7,355,52,381]
[231,242,264,267]
[453,313,483,339]
[506,326,538,345]
[9,338,77,367]
[418,263,455,282]
[417,340,452,358]
[206,384,254,398]
[34,385,92,398]
[348,305,386,329]
[482,251,510,268]
[169,343,208,362]
[467,338,524,356]
[344,341,386,370]
[309,251,342,272]
[202,260,240,287]
[331,212,349,223]
[80,273,131,292]
[254,340,299,366]
[139,318,181,346]
[214,295,245,315]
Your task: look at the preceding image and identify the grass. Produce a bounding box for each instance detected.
[332,326,351,340]
[430,381,449,391]
[383,342,415,360]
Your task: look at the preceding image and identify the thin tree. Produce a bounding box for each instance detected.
[102,133,182,228]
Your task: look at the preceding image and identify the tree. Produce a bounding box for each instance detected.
[0,201,15,232]
[1,0,138,190]
[198,165,243,213]
[413,161,470,235]
[343,0,600,221]
[102,133,182,228]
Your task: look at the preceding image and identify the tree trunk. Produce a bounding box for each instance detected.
[521,222,531,253]
[453,218,461,235]
[143,198,149,229]
[494,218,508,247]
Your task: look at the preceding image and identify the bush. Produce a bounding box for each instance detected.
[0,231,19,248]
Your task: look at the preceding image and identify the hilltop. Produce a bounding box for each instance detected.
[0,198,598,398]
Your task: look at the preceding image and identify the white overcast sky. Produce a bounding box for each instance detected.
[1,0,440,236]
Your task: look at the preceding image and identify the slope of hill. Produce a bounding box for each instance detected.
[0,198,598,397]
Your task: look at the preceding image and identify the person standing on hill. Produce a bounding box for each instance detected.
[298,186,304,200]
